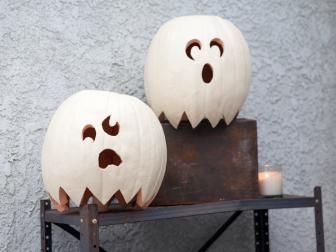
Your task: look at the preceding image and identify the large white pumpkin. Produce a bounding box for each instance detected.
[144,15,251,128]
[42,90,167,211]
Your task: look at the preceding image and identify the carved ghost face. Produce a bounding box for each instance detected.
[42,91,167,211]
[82,115,121,169]
[145,15,251,128]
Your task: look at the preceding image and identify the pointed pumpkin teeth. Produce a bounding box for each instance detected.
[208,117,221,128]
[87,186,104,202]
[101,189,118,205]
[188,117,200,128]
[47,185,61,205]
[184,111,202,129]
[52,186,143,208]
[224,108,239,125]
[135,189,144,208]
[119,188,138,204]
[163,111,182,129]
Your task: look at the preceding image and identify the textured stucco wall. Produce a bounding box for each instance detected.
[1,0,336,251]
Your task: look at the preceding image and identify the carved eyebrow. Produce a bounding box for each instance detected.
[102,116,119,136]
[186,39,201,60]
[210,38,224,57]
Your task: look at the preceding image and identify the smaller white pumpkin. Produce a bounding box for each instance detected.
[42,90,167,211]
[145,15,251,128]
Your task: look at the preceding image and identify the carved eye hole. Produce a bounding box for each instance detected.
[102,116,119,136]
[210,38,224,57]
[82,125,96,141]
[185,39,201,60]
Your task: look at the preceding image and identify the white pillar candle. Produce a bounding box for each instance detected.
[258,171,283,196]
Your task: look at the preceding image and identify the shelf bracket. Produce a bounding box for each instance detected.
[198,210,242,251]
[54,223,107,252]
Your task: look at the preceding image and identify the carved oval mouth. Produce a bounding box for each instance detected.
[98,149,122,169]
[202,63,213,83]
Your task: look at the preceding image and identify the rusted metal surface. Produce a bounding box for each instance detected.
[152,118,259,206]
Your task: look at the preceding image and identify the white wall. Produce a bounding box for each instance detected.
[0,0,335,251]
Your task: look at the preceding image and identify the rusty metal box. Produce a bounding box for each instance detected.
[152,119,259,205]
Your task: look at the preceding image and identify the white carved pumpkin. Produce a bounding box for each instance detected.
[144,15,251,128]
[42,90,167,211]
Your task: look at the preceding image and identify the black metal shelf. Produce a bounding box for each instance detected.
[40,187,324,252]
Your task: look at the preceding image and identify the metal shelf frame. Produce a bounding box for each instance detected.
[40,187,324,252]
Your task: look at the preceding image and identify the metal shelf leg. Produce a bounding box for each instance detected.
[41,200,52,252]
[314,187,325,252]
[80,204,99,252]
[254,209,269,252]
